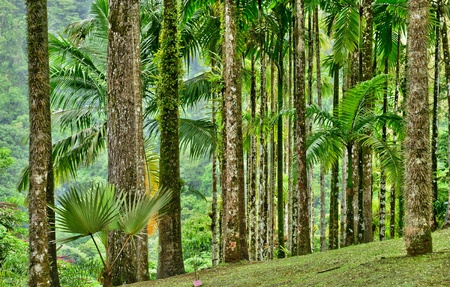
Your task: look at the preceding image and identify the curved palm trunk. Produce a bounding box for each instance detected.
[294,0,311,256]
[222,0,249,262]
[26,1,52,285]
[405,0,432,256]
[156,0,185,278]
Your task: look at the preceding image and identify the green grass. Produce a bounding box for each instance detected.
[128,229,450,287]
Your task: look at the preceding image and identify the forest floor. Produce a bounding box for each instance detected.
[127,228,450,287]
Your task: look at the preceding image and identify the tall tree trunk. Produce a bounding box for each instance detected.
[220,90,227,262]
[26,1,51,285]
[405,0,432,256]
[276,14,286,258]
[431,11,440,231]
[346,144,356,246]
[294,0,311,256]
[249,56,258,260]
[329,64,340,250]
[379,60,388,241]
[107,0,145,283]
[222,0,249,262]
[211,97,219,266]
[360,0,374,243]
[391,32,401,239]
[439,0,450,228]
[314,8,326,252]
[268,62,276,260]
[258,0,268,260]
[156,0,185,278]
[307,11,315,251]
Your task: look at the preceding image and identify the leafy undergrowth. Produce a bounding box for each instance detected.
[128,229,450,287]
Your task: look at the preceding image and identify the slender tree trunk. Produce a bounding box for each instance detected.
[340,147,347,248]
[379,60,388,241]
[156,0,185,277]
[287,17,293,252]
[405,0,432,256]
[258,0,268,260]
[294,0,311,256]
[390,32,401,239]
[313,8,326,252]
[211,97,219,266]
[220,90,227,262]
[268,62,276,260]
[276,17,286,258]
[26,1,51,285]
[249,56,258,260]
[222,0,249,262]
[345,144,355,246]
[329,65,340,250]
[307,11,315,251]
[360,0,374,243]
[431,12,440,231]
[439,0,450,228]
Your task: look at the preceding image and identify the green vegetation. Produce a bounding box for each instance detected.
[127,228,450,287]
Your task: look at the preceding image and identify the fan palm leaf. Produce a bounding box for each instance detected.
[51,183,122,244]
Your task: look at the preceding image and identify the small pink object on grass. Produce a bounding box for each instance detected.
[193,279,203,287]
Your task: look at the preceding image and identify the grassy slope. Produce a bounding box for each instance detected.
[128,229,450,287]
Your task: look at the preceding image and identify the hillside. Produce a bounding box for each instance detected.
[128,229,450,287]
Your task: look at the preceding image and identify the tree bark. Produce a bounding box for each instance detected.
[329,64,340,250]
[222,0,249,262]
[258,0,268,261]
[268,62,276,260]
[439,0,450,229]
[431,10,440,231]
[276,7,286,258]
[156,0,185,278]
[26,0,51,285]
[379,60,388,241]
[405,0,432,256]
[294,0,311,256]
[313,7,326,252]
[248,56,258,260]
[107,0,145,283]
[211,97,219,266]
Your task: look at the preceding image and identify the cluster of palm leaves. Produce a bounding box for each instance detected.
[52,182,171,285]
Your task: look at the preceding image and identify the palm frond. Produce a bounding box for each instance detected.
[52,183,122,244]
[359,134,404,188]
[179,118,217,159]
[306,128,344,171]
[340,74,388,132]
[119,187,172,236]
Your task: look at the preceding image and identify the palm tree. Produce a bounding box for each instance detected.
[307,75,404,246]
[404,0,432,256]
[106,0,145,283]
[52,183,171,287]
[222,0,249,262]
[26,0,54,286]
[156,0,185,278]
[294,0,311,256]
